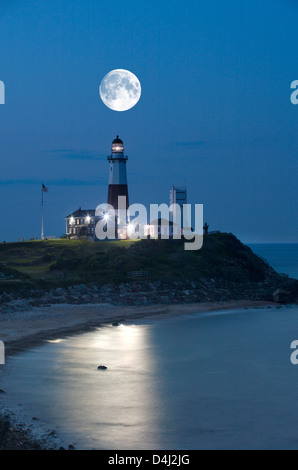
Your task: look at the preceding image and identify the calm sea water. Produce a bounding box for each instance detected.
[1,244,298,450]
[249,243,298,280]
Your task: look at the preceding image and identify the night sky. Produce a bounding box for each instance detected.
[0,0,297,243]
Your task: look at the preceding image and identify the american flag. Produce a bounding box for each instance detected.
[42,183,48,193]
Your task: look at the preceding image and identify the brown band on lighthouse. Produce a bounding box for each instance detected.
[107,185,129,210]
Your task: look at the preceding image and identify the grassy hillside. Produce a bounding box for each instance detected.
[0,239,138,284]
[0,233,278,290]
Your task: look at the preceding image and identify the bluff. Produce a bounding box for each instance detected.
[0,233,297,308]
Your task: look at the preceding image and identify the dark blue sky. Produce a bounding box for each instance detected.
[0,0,297,242]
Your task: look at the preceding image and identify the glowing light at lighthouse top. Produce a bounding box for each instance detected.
[112,135,124,153]
[108,135,128,161]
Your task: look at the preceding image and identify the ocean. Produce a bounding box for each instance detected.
[248,243,298,280]
[1,244,298,450]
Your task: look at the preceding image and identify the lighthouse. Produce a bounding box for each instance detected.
[107,136,129,238]
[107,135,129,210]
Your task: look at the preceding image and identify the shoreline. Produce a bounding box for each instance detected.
[1,299,277,357]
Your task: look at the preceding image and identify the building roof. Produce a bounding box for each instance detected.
[112,135,123,145]
[65,208,95,218]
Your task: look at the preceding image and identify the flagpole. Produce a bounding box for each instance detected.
[41,184,44,240]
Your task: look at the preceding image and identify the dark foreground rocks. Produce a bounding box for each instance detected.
[0,413,47,450]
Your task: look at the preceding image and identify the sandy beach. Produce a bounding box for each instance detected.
[0,300,275,355]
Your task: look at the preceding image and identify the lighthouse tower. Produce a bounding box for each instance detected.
[107,135,129,210]
[107,136,129,238]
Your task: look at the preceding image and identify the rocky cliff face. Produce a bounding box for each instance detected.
[0,277,297,315]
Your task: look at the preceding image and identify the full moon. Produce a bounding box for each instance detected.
[99,69,141,112]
